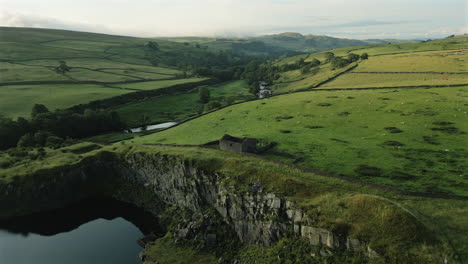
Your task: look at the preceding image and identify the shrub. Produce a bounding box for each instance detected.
[46,136,64,149]
[17,133,35,148]
[204,101,222,112]
[318,103,332,107]
[279,130,292,134]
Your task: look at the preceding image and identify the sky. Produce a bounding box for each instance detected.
[0,0,466,39]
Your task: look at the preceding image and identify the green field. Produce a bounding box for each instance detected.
[112,78,207,91]
[133,86,468,196]
[0,27,222,119]
[268,36,468,93]
[0,83,132,118]
[112,80,253,127]
[355,50,467,72]
[321,73,468,89]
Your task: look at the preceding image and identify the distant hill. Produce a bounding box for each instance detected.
[0,27,246,118]
[254,32,417,53]
[159,32,418,58]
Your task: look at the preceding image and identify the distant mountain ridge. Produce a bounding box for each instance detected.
[254,32,416,53]
[158,32,418,57]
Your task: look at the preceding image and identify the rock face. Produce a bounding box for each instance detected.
[0,151,370,256]
[121,153,367,251]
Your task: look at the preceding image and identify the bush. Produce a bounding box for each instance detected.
[204,101,222,112]
[46,136,64,149]
[17,133,35,148]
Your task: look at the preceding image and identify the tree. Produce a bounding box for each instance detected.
[17,133,35,148]
[310,58,321,67]
[301,65,312,74]
[55,61,71,74]
[360,53,369,60]
[204,101,222,112]
[198,87,210,104]
[147,41,159,50]
[325,52,335,62]
[331,57,350,69]
[347,53,360,63]
[31,104,49,119]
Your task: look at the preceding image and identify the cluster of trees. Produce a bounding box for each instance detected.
[327,52,369,69]
[0,104,126,150]
[55,61,71,74]
[197,87,235,112]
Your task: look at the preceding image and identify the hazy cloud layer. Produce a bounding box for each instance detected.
[0,0,466,39]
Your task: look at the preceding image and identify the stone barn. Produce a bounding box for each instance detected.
[219,134,257,154]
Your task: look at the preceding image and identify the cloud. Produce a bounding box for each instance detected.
[0,0,466,39]
[335,20,421,28]
[0,12,113,35]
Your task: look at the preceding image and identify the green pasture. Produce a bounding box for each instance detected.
[321,72,468,89]
[112,80,253,127]
[42,39,122,52]
[0,62,68,82]
[134,86,468,196]
[113,78,207,91]
[272,63,357,93]
[0,84,131,118]
[355,50,468,72]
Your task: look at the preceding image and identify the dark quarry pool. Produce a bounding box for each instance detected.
[0,198,161,264]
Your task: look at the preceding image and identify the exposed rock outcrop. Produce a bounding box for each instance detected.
[0,151,374,259]
[121,153,369,253]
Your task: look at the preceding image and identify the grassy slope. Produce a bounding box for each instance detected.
[0,83,131,118]
[0,142,465,262]
[0,27,211,118]
[112,80,253,127]
[134,86,468,196]
[269,36,467,93]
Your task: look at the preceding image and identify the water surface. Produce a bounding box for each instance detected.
[0,198,162,264]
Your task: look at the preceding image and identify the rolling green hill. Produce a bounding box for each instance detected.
[254,32,415,53]
[129,37,468,260]
[0,27,252,118]
[160,32,416,58]
[269,35,468,93]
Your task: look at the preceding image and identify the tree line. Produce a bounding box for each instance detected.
[0,104,126,150]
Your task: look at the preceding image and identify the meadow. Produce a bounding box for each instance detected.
[0,27,216,119]
[0,83,131,118]
[133,86,468,196]
[321,72,467,89]
[112,80,253,127]
[269,37,467,94]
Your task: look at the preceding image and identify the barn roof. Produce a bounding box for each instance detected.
[221,134,244,143]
